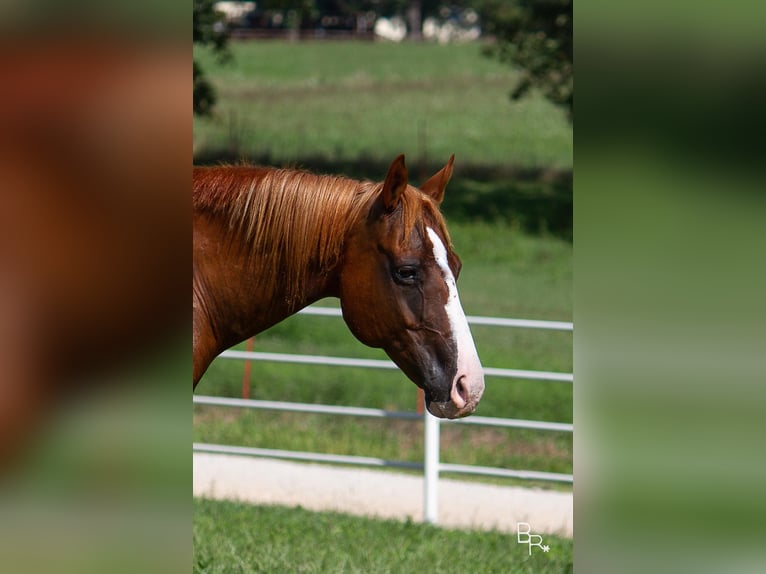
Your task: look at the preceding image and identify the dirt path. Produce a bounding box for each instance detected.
[194,453,572,537]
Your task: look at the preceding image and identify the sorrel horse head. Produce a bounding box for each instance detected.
[193,155,484,418]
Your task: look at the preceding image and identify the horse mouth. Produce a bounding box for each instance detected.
[426,398,477,419]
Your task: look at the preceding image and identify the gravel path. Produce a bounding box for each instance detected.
[194,453,572,537]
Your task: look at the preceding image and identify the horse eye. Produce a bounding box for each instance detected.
[393,266,419,284]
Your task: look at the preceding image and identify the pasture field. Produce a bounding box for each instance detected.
[193,40,572,170]
[193,498,573,574]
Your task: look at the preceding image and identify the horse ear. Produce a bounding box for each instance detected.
[420,154,455,205]
[381,154,408,212]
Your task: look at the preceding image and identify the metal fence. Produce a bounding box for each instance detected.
[193,305,573,525]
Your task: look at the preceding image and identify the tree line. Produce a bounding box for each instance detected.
[193,0,572,122]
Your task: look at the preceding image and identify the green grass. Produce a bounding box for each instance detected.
[194,498,573,573]
[193,40,572,170]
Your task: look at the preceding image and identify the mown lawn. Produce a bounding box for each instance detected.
[194,498,573,574]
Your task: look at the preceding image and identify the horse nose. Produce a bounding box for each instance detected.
[451,372,484,415]
[428,372,484,419]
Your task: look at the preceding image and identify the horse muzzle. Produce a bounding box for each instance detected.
[425,372,485,419]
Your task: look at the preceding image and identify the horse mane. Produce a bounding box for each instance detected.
[193,164,451,307]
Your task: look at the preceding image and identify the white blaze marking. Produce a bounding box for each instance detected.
[426,227,483,399]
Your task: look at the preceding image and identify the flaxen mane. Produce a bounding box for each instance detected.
[193,165,451,307]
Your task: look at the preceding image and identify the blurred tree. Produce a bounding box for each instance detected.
[262,0,318,32]
[479,0,573,121]
[405,1,423,39]
[261,0,446,39]
[193,0,230,116]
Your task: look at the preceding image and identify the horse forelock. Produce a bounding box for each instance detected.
[398,186,452,254]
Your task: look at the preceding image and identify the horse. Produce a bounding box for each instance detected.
[193,155,484,418]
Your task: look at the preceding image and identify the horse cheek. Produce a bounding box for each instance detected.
[340,274,381,348]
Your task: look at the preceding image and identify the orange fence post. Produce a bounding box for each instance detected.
[416,388,425,415]
[242,337,254,399]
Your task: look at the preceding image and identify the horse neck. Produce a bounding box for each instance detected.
[193,167,364,353]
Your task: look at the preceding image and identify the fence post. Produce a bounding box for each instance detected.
[423,411,440,524]
[241,337,255,399]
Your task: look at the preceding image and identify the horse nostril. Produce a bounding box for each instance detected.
[451,376,468,409]
[457,378,467,400]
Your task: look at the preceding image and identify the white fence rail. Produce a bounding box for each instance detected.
[220,350,573,383]
[193,305,573,525]
[298,305,574,331]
